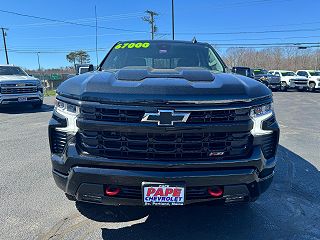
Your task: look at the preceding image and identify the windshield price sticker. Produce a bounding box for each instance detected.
[115,42,150,49]
[143,184,185,206]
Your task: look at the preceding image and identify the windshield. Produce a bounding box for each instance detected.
[253,69,268,75]
[101,41,225,72]
[0,66,27,76]
[281,71,296,76]
[309,71,320,76]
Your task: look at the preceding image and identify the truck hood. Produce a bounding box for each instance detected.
[282,76,308,80]
[57,68,271,104]
[0,75,39,83]
[309,76,320,81]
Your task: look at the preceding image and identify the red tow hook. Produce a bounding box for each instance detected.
[208,186,224,198]
[105,186,121,196]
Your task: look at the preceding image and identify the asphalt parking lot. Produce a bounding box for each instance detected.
[0,91,319,240]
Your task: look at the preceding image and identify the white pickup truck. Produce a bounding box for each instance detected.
[268,70,308,91]
[0,65,43,108]
[296,70,320,92]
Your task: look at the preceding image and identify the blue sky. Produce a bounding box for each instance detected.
[0,0,319,69]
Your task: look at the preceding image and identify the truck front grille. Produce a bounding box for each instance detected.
[0,83,37,94]
[80,107,251,123]
[78,130,252,161]
[81,107,145,123]
[291,79,308,85]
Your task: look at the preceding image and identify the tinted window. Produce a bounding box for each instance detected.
[234,68,251,77]
[0,66,27,76]
[281,71,296,76]
[101,41,225,72]
[253,69,268,75]
[297,71,308,77]
[309,71,320,76]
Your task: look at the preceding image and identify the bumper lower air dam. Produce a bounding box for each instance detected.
[52,164,274,205]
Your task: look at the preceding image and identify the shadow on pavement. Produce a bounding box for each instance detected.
[0,103,53,114]
[76,145,320,240]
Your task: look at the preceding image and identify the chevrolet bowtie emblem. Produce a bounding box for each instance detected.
[141,110,190,126]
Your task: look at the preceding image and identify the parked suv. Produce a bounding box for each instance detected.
[0,65,43,108]
[49,40,279,206]
[296,70,320,92]
[268,70,308,91]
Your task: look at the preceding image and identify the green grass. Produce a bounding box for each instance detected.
[44,89,56,97]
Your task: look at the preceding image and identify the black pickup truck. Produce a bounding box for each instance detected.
[232,67,281,91]
[49,40,279,206]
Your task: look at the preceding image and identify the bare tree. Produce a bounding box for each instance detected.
[222,47,320,71]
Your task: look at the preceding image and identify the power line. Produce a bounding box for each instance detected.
[211,42,320,46]
[3,41,320,54]
[174,27,320,35]
[0,9,148,33]
[9,12,144,28]
[200,35,320,42]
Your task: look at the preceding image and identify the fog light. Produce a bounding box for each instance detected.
[208,186,224,198]
[105,186,121,196]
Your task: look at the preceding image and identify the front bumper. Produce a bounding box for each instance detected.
[289,82,308,89]
[267,82,281,90]
[0,92,43,105]
[51,143,277,205]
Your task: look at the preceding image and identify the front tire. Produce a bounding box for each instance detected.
[309,82,316,92]
[281,81,288,91]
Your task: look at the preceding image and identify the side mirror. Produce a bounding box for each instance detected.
[78,64,94,75]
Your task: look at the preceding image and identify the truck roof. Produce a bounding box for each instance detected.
[117,39,209,46]
[269,70,295,72]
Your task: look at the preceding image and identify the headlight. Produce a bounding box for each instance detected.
[250,103,274,136]
[37,81,43,92]
[54,98,79,133]
[55,99,79,115]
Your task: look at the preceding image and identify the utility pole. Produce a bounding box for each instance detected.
[172,0,175,40]
[37,52,41,71]
[142,10,158,40]
[1,28,9,64]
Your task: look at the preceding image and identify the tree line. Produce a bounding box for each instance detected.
[222,47,320,71]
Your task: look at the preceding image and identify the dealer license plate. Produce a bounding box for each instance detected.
[18,97,27,102]
[143,182,185,206]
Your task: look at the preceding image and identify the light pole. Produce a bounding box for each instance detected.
[172,0,175,40]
